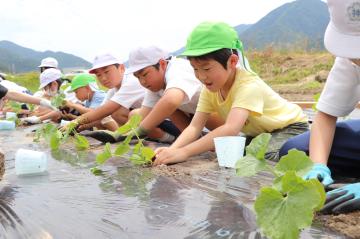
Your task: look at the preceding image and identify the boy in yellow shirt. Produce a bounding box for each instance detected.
[154,21,308,165]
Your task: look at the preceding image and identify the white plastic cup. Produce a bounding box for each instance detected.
[6,112,17,120]
[0,120,16,130]
[15,149,48,176]
[214,136,246,168]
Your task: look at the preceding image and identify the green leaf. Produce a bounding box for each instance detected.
[309,178,326,211]
[275,149,313,177]
[140,147,155,163]
[96,143,112,164]
[245,133,271,160]
[50,131,62,150]
[8,101,22,113]
[28,104,35,111]
[60,83,70,91]
[235,154,267,177]
[43,123,58,141]
[133,140,143,154]
[123,132,134,145]
[90,167,103,175]
[129,154,145,165]
[128,114,142,128]
[74,134,90,150]
[114,143,130,156]
[255,171,325,239]
[63,122,78,140]
[51,93,66,108]
[116,123,132,135]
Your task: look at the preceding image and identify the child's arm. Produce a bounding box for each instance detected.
[154,107,249,165]
[309,111,337,164]
[75,100,122,126]
[64,100,92,115]
[140,88,186,131]
[5,91,55,110]
[169,111,209,149]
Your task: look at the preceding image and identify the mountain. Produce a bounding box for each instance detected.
[234,24,252,35]
[172,0,329,55]
[238,0,329,50]
[0,40,91,73]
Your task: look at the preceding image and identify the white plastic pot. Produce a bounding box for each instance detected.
[15,149,48,176]
[214,136,246,168]
[0,120,16,130]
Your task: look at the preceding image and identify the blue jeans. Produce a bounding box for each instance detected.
[279,120,360,177]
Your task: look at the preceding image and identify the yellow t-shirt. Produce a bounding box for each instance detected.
[196,68,307,136]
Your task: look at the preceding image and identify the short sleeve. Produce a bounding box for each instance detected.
[141,90,161,108]
[109,75,145,109]
[317,58,360,117]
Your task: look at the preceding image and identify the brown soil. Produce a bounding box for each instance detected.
[317,212,360,239]
[151,151,218,178]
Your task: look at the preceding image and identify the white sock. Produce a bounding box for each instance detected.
[158,132,175,143]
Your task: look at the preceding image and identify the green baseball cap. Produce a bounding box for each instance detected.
[181,21,243,57]
[69,74,96,92]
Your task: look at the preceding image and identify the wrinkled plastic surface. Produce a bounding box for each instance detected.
[0,125,347,239]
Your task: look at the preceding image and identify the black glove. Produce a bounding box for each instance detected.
[321,183,360,214]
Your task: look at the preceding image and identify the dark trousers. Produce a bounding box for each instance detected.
[279,119,360,177]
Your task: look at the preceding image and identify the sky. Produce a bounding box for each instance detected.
[0,0,295,63]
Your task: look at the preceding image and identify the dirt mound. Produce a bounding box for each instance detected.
[318,211,360,239]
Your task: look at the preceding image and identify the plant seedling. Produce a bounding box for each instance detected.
[51,93,66,108]
[34,121,89,151]
[92,114,155,174]
[235,133,325,239]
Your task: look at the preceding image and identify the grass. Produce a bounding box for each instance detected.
[6,71,40,93]
[246,48,334,87]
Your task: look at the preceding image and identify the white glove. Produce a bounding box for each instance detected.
[21,116,42,124]
[39,99,58,111]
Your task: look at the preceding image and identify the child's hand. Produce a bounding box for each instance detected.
[153,147,189,166]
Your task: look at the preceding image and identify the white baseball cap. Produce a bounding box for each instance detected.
[38,57,59,68]
[88,53,121,74]
[324,0,360,58]
[39,68,62,89]
[125,46,169,74]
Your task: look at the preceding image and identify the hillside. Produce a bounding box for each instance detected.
[0,40,91,73]
[172,0,329,55]
[239,0,329,50]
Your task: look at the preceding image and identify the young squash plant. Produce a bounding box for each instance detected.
[235,133,325,239]
[51,92,66,108]
[91,114,155,174]
[34,121,89,151]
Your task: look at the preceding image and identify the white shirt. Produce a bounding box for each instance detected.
[142,57,202,114]
[102,74,145,109]
[317,57,360,117]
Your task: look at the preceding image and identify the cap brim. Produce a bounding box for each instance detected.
[180,47,222,57]
[39,83,47,89]
[125,63,152,75]
[88,60,121,74]
[324,22,360,59]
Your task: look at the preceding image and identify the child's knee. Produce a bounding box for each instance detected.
[279,134,309,158]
